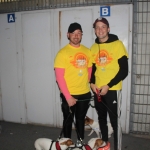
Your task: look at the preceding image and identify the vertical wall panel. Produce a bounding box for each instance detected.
[22,11,54,125]
[0,14,21,122]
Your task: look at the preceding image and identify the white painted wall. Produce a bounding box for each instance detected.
[0,14,21,123]
[0,4,132,133]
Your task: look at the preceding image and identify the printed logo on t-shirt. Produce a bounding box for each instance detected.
[70,52,88,68]
[95,50,112,66]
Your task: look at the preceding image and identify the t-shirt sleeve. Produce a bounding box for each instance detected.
[54,51,66,68]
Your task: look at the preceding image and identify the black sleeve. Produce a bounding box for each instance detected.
[90,63,96,84]
[107,56,128,88]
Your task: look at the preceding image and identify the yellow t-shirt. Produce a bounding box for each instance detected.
[54,44,92,95]
[91,40,128,90]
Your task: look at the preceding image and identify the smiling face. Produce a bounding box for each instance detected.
[67,29,82,47]
[94,21,110,43]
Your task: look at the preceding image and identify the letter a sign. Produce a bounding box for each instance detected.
[7,14,15,23]
[100,6,110,17]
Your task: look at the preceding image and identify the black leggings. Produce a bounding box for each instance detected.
[94,90,118,150]
[60,92,91,140]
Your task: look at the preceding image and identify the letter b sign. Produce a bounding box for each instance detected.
[100,6,110,17]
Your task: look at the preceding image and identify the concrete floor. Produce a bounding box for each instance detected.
[0,121,150,150]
